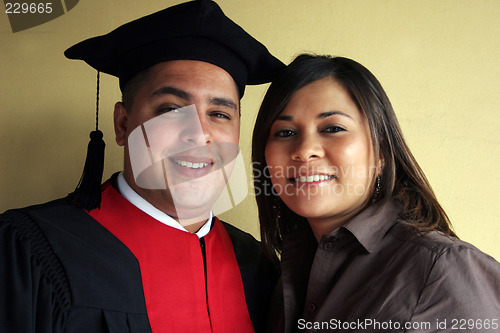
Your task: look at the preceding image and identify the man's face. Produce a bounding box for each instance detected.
[114,60,240,224]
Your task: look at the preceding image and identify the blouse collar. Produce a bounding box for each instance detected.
[338,199,401,253]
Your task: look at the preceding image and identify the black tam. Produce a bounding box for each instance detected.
[64,0,284,97]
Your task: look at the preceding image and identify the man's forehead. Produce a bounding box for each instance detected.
[152,60,234,80]
[150,85,236,110]
[146,60,240,101]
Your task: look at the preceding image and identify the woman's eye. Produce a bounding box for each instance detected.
[322,125,345,133]
[275,129,296,137]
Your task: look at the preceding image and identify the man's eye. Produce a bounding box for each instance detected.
[158,105,181,114]
[275,129,296,137]
[160,108,178,113]
[210,112,231,120]
[322,126,345,133]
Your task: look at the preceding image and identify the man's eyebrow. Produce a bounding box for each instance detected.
[209,97,238,112]
[151,86,191,100]
[317,111,353,120]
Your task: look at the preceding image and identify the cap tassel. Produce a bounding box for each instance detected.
[69,71,105,210]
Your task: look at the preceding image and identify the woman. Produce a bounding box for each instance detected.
[252,54,500,332]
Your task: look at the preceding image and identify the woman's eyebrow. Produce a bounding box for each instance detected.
[275,111,353,122]
[276,115,293,121]
[317,111,353,120]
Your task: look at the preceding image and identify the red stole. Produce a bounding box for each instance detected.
[88,181,254,332]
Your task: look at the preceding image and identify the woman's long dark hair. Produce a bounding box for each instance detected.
[252,54,455,264]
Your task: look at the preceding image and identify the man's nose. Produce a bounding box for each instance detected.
[179,109,212,146]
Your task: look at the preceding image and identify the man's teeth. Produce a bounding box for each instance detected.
[174,159,209,169]
[295,175,334,182]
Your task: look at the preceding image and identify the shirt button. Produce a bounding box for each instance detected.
[323,242,333,250]
[307,303,317,313]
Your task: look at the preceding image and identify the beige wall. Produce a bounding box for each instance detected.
[1,0,498,260]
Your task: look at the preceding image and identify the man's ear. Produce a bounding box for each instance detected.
[114,102,128,146]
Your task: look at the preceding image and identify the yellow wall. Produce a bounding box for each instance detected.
[1,0,498,260]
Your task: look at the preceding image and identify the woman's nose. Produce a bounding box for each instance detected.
[290,134,324,162]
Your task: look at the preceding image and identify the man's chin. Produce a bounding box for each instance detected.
[171,195,218,215]
[171,203,215,228]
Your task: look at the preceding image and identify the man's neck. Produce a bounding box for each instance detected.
[116,172,212,237]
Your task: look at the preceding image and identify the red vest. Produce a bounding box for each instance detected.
[89,181,254,332]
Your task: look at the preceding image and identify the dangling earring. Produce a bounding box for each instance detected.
[373,175,381,200]
[271,195,283,242]
[272,195,282,224]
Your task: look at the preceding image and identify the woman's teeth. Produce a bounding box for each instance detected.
[295,175,334,183]
[173,158,209,169]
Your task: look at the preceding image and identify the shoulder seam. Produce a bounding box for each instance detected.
[407,246,449,326]
[391,225,465,257]
[3,209,72,320]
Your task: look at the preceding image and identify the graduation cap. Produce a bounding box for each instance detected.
[65,0,284,210]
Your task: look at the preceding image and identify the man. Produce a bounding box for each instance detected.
[0,1,284,332]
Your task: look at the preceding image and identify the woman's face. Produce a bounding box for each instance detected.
[265,77,382,231]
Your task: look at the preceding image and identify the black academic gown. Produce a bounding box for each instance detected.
[0,177,278,333]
